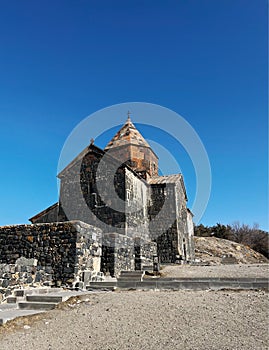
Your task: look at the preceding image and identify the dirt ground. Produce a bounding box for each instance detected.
[0,289,268,350]
[0,264,268,350]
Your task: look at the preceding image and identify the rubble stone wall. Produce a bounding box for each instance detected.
[0,221,102,287]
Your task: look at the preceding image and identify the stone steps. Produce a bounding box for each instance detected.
[142,265,154,271]
[0,288,91,325]
[118,270,145,281]
[18,301,58,310]
[6,296,17,303]
[26,295,63,303]
[86,282,116,291]
[5,289,65,306]
[119,270,145,276]
[18,294,64,310]
[14,288,63,297]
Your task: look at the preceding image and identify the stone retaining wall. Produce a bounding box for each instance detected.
[0,220,161,288]
[0,221,102,287]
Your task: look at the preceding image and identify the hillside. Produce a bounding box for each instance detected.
[194,236,268,265]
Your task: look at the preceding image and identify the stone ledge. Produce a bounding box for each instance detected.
[88,278,269,291]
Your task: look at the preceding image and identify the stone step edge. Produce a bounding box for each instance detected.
[26,295,63,303]
[17,302,58,311]
[87,280,269,291]
[120,272,145,276]
[14,288,64,297]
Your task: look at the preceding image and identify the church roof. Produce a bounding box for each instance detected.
[57,143,105,178]
[57,141,147,182]
[104,115,151,150]
[148,174,183,185]
[29,202,58,222]
[148,174,187,200]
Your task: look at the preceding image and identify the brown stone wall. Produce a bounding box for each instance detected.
[106,144,158,177]
[130,145,158,177]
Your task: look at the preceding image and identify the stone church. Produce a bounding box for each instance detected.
[29,115,195,276]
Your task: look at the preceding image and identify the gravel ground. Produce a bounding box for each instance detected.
[161,263,269,278]
[0,289,268,350]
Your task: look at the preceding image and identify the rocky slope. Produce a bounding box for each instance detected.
[194,236,268,265]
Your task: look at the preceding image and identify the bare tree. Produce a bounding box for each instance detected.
[231,222,269,258]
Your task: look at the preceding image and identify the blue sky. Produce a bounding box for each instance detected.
[0,0,268,230]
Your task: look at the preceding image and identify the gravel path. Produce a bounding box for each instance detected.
[161,263,269,278]
[0,289,268,350]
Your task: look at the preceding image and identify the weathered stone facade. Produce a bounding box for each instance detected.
[0,116,194,287]
[32,117,194,264]
[101,233,135,277]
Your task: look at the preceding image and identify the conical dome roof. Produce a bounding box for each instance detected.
[104,116,151,150]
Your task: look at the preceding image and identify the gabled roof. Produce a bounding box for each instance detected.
[148,174,183,184]
[29,202,58,222]
[57,141,147,184]
[104,116,151,150]
[57,144,104,178]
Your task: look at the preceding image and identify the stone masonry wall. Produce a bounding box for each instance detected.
[101,233,135,277]
[125,167,149,239]
[148,180,194,263]
[59,147,126,234]
[186,210,195,261]
[174,180,193,261]
[148,184,179,262]
[134,237,157,270]
[0,221,102,287]
[106,144,158,177]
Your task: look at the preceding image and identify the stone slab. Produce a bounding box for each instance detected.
[117,281,137,289]
[253,282,269,290]
[209,281,239,290]
[26,295,63,303]
[0,309,46,325]
[136,281,157,289]
[18,302,57,311]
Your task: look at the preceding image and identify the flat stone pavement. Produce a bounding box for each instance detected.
[0,290,268,350]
